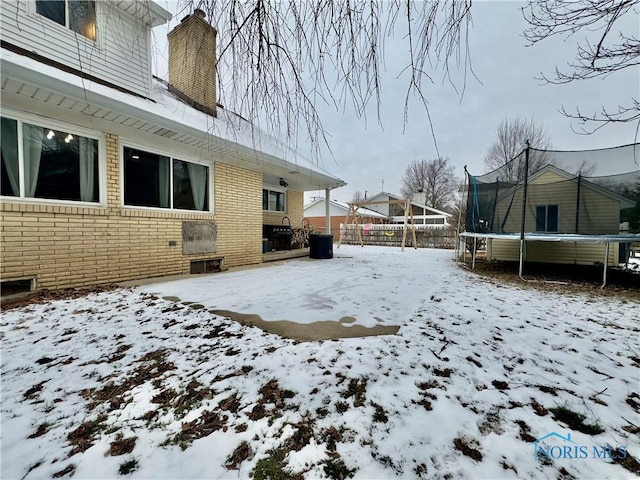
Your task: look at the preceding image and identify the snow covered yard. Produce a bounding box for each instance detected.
[1,246,638,479]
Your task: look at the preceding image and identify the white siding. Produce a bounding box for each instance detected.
[365,195,391,216]
[491,239,619,266]
[304,200,348,217]
[1,2,152,97]
[495,171,621,235]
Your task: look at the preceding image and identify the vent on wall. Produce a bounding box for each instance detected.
[1,277,35,297]
[190,258,224,274]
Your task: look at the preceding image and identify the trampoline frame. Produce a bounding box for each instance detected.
[458,231,640,288]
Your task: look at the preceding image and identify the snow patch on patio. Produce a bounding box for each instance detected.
[140,246,458,327]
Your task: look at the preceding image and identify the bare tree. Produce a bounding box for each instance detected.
[352,190,364,203]
[401,158,458,211]
[522,0,640,133]
[483,117,554,181]
[183,0,473,161]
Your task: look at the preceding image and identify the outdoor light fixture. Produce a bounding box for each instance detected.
[64,134,73,143]
[46,130,55,140]
[279,178,288,188]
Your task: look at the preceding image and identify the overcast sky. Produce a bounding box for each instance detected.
[152,1,639,204]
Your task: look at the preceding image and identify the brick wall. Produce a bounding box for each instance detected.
[214,163,262,267]
[0,134,262,290]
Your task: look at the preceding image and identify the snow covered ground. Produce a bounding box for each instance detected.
[138,246,457,328]
[1,246,638,479]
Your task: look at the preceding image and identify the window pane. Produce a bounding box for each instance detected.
[263,189,285,211]
[268,191,284,211]
[173,159,208,211]
[547,205,558,232]
[124,147,169,208]
[26,124,98,202]
[535,206,546,232]
[390,204,403,216]
[1,117,19,196]
[69,0,96,40]
[36,0,65,26]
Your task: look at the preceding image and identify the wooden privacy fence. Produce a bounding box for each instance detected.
[339,224,456,249]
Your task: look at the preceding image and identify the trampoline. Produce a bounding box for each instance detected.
[458,143,640,288]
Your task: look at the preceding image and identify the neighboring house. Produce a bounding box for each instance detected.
[0,2,344,291]
[488,165,635,265]
[304,197,388,232]
[364,192,452,225]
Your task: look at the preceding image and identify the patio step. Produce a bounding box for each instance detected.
[263,248,309,263]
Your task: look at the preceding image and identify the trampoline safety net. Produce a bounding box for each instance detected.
[464,144,640,235]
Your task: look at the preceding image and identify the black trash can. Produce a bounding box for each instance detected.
[309,234,333,259]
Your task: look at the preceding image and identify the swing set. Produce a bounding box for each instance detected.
[337,198,418,251]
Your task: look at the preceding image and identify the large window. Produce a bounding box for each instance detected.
[1,116,100,203]
[123,147,209,211]
[36,0,97,41]
[536,205,559,232]
[263,188,285,212]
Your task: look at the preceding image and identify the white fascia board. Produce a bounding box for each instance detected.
[149,1,172,26]
[1,49,345,190]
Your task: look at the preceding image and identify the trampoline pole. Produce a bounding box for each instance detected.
[472,237,477,270]
[463,238,467,264]
[457,169,468,264]
[519,143,530,282]
[518,239,525,279]
[602,242,609,289]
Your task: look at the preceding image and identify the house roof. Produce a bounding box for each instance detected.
[365,192,453,217]
[0,48,346,193]
[366,191,401,204]
[496,164,636,210]
[304,198,388,219]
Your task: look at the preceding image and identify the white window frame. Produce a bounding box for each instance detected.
[262,185,287,213]
[120,141,213,214]
[28,0,101,45]
[0,109,107,207]
[535,204,559,233]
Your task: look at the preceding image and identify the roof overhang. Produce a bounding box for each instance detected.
[1,48,346,193]
[303,198,390,219]
[353,192,453,216]
[112,1,172,27]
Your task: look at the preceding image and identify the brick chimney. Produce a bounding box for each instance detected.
[168,9,217,116]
